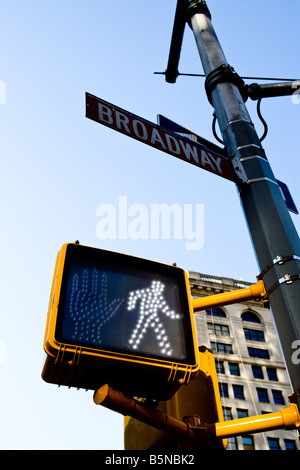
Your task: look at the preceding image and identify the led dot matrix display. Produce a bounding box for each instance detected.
[42,243,199,398]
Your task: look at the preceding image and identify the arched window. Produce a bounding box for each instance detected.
[206,307,226,318]
[241,311,261,323]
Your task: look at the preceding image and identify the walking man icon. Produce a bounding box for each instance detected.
[127,280,181,356]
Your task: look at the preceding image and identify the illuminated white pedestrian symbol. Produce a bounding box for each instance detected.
[69,269,124,344]
[127,280,181,356]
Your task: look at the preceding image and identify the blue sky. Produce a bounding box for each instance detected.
[0,0,299,450]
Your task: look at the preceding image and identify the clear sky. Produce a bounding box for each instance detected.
[0,0,299,450]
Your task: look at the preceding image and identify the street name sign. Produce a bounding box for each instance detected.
[277,180,298,215]
[86,93,236,182]
[157,114,226,157]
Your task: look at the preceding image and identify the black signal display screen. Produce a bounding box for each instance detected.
[56,245,195,364]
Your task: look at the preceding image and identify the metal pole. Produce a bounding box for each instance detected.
[165,0,190,83]
[187,1,300,410]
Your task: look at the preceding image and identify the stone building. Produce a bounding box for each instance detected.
[189,270,299,450]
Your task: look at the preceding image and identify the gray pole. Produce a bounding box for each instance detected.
[187,0,300,411]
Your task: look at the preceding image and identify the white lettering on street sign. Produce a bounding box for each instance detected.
[86,93,236,182]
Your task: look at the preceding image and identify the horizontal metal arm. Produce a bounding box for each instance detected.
[192,280,266,312]
[213,404,300,439]
[94,384,300,445]
[94,384,192,441]
[247,81,300,100]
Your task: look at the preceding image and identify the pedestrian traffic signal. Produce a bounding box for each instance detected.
[124,346,227,450]
[42,243,200,400]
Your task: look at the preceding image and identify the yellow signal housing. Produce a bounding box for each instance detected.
[124,346,227,450]
[42,243,200,400]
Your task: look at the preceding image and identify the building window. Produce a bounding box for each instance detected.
[219,383,229,398]
[207,322,230,337]
[233,384,244,400]
[242,435,255,450]
[252,365,264,379]
[248,347,270,359]
[244,328,265,342]
[241,311,260,323]
[222,407,232,420]
[268,437,281,450]
[215,360,225,374]
[206,308,226,317]
[211,341,233,354]
[257,387,269,403]
[266,367,278,381]
[237,408,248,419]
[284,439,297,450]
[227,437,238,450]
[272,390,285,405]
[229,362,240,376]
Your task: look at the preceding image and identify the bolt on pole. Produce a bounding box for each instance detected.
[186,0,300,410]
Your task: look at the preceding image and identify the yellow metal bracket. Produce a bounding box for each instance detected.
[192,280,267,312]
[212,403,300,439]
[95,384,300,447]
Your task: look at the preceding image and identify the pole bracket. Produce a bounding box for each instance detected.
[266,274,300,297]
[257,255,300,280]
[205,64,248,105]
[188,0,211,21]
[289,391,300,406]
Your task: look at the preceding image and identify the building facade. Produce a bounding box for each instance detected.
[189,270,300,451]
